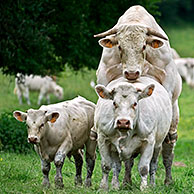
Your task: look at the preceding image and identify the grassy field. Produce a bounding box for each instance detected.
[0,25,194,193]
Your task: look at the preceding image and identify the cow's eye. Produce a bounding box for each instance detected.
[132,102,137,109]
[142,45,146,51]
[39,123,44,129]
[113,101,118,108]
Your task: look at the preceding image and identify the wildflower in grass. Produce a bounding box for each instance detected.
[0,158,2,162]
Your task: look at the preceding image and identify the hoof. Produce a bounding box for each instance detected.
[111,178,120,190]
[75,176,82,186]
[85,178,92,187]
[42,180,50,188]
[55,176,64,189]
[100,182,109,190]
[123,177,132,186]
[164,178,173,186]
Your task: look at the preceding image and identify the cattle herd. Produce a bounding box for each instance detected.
[13,5,193,191]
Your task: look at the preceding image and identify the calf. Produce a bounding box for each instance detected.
[14,73,64,105]
[13,96,96,188]
[95,77,172,190]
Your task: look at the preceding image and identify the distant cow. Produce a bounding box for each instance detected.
[14,73,64,105]
[174,58,194,88]
[94,76,172,190]
[13,96,96,188]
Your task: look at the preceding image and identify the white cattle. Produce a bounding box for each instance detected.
[14,73,64,105]
[94,76,172,190]
[174,58,194,88]
[94,5,182,144]
[13,96,96,188]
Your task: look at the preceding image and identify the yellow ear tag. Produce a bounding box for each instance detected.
[50,117,57,123]
[147,88,153,96]
[99,91,105,98]
[105,42,113,48]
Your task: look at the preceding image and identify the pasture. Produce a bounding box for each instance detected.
[0,25,194,193]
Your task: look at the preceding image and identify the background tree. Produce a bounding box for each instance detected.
[2,0,193,76]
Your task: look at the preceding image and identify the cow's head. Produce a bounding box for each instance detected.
[13,109,59,144]
[95,83,155,132]
[54,85,64,100]
[94,25,168,81]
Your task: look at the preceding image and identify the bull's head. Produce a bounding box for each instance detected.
[95,83,155,132]
[13,109,59,144]
[94,25,168,81]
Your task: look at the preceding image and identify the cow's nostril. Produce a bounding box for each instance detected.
[136,71,140,76]
[126,120,130,126]
[124,71,129,77]
[117,120,121,125]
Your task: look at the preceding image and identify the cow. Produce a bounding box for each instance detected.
[94,5,182,145]
[14,73,64,105]
[174,58,194,88]
[94,76,172,190]
[13,96,97,188]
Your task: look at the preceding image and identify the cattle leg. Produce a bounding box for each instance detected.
[85,134,97,187]
[38,89,45,105]
[123,156,136,186]
[16,87,23,104]
[23,87,31,105]
[138,142,154,191]
[111,151,121,190]
[98,133,112,190]
[73,150,83,186]
[54,151,65,188]
[46,94,50,104]
[162,141,174,185]
[149,147,161,186]
[166,101,179,143]
[41,160,51,188]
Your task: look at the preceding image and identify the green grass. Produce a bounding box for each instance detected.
[164,24,194,58]
[0,25,194,193]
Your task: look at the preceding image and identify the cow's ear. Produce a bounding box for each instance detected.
[95,84,114,100]
[146,38,164,49]
[98,36,118,48]
[13,111,27,122]
[138,84,155,100]
[46,112,59,123]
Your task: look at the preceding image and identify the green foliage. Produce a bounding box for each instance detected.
[159,0,194,24]
[0,0,162,76]
[0,112,33,153]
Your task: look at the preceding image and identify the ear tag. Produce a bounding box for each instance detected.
[147,88,153,96]
[105,42,112,48]
[99,91,105,98]
[50,117,57,123]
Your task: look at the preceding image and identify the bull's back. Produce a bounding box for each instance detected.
[117,5,165,35]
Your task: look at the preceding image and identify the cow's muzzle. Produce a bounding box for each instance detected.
[28,136,38,144]
[124,70,140,80]
[116,119,131,132]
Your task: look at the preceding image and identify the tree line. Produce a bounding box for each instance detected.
[0,0,193,76]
